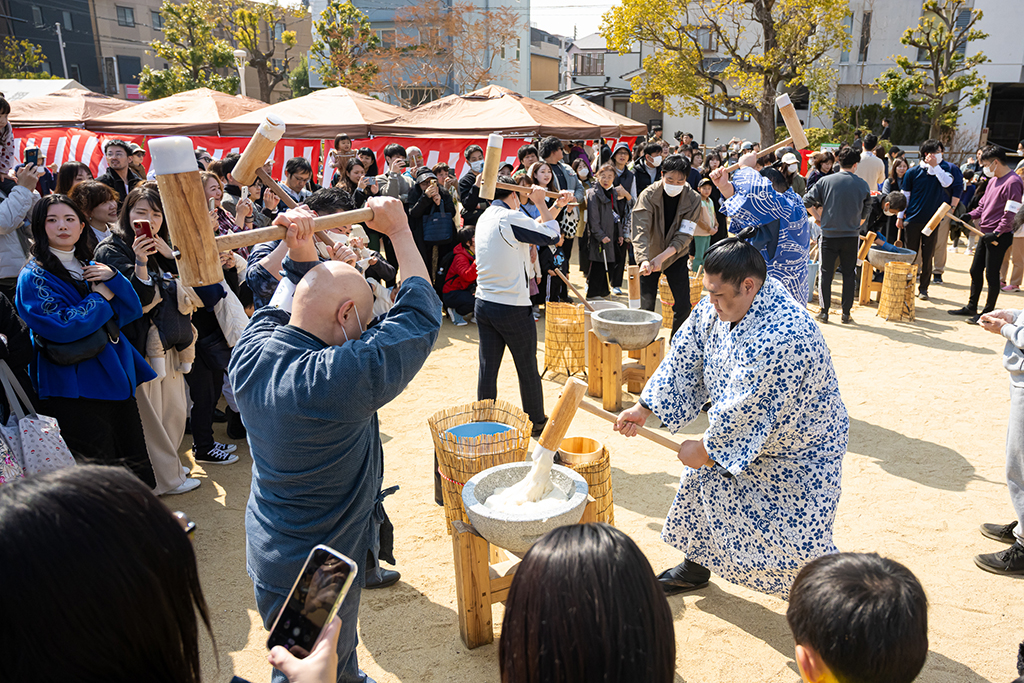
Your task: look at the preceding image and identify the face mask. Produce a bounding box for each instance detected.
[578,168,589,179]
[787,164,799,174]
[934,153,943,163]
[663,182,684,197]
[651,156,663,167]
[341,305,363,344]
[470,160,484,174]
[983,165,994,178]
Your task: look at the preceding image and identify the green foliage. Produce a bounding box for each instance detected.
[602,0,852,145]
[220,0,303,102]
[775,127,841,150]
[872,0,989,141]
[139,0,239,100]
[311,0,380,93]
[0,37,55,79]
[289,53,312,98]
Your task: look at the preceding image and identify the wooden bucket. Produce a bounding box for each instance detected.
[878,262,917,322]
[658,276,674,329]
[544,301,586,376]
[559,436,603,465]
[428,400,532,534]
[561,447,614,526]
[689,271,703,305]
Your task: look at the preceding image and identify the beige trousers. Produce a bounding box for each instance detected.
[138,347,189,495]
[932,215,952,274]
[1001,235,1024,289]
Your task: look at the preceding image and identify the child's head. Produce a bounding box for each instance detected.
[787,553,927,683]
[698,178,713,199]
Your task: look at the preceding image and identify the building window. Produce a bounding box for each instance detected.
[515,38,521,61]
[857,11,871,62]
[31,6,43,26]
[274,22,284,42]
[375,28,396,48]
[839,14,852,64]
[696,27,717,51]
[707,107,751,122]
[573,52,604,76]
[69,64,81,81]
[151,11,163,30]
[41,61,51,76]
[954,8,971,56]
[272,58,283,71]
[62,11,73,30]
[500,44,505,59]
[612,99,628,116]
[116,6,135,27]
[421,27,439,45]
[400,87,441,106]
[116,55,142,84]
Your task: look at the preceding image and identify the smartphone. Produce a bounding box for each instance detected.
[24,147,40,166]
[241,186,249,201]
[133,220,153,239]
[208,198,216,212]
[266,545,356,658]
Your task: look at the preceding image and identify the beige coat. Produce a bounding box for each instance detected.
[631,180,706,270]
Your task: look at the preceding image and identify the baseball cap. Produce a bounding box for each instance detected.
[414,166,437,183]
[129,143,144,155]
[781,153,799,165]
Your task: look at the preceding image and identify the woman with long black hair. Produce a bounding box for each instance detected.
[15,194,156,486]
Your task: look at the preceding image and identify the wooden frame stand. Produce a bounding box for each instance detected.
[857,231,882,305]
[451,497,597,649]
[585,331,664,412]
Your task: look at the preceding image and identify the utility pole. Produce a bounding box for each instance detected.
[54,22,69,78]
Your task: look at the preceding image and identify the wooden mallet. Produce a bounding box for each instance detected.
[478,133,578,204]
[150,136,374,288]
[922,201,984,237]
[229,114,298,210]
[722,94,809,174]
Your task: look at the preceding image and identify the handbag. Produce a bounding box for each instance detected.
[423,202,454,243]
[0,360,75,475]
[34,317,120,366]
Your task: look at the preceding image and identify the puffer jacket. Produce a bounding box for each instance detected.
[0,185,37,279]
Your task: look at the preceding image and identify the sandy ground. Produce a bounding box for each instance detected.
[178,250,1023,683]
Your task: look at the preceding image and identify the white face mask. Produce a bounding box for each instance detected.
[663,182,685,197]
[578,168,589,179]
[470,160,484,174]
[933,153,943,163]
[787,163,799,174]
[651,155,663,168]
[341,305,363,344]
[983,165,995,178]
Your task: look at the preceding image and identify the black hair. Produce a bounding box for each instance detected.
[682,132,693,139]
[517,144,538,163]
[760,167,789,193]
[29,194,94,285]
[464,144,483,162]
[863,133,878,151]
[306,186,353,215]
[493,174,519,200]
[787,553,928,683]
[334,133,350,147]
[538,136,563,159]
[220,152,241,178]
[54,161,94,195]
[889,145,902,157]
[112,185,170,272]
[284,156,312,176]
[882,117,890,124]
[0,95,9,116]
[338,157,366,192]
[102,139,132,156]
[457,226,475,247]
[854,129,863,137]
[884,191,907,212]
[643,142,663,158]
[962,169,975,181]
[837,147,861,169]
[356,148,379,176]
[383,143,406,160]
[919,139,943,156]
[979,144,1008,165]
[0,466,213,683]
[703,238,767,290]
[661,154,690,176]
[500,523,674,683]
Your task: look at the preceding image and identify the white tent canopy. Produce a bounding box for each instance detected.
[0,79,89,102]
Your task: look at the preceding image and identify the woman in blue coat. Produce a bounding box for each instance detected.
[15,194,156,487]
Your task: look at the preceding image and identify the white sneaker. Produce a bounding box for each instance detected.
[164,477,201,495]
[214,441,237,454]
[181,464,191,477]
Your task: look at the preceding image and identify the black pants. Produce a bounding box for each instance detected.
[609,239,627,288]
[587,256,612,298]
[639,257,691,338]
[41,395,155,488]
[819,236,859,316]
[968,235,1013,312]
[578,232,590,275]
[904,222,936,294]
[443,289,475,316]
[185,335,231,455]
[474,299,545,425]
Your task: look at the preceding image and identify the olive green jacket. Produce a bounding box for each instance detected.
[630,179,704,270]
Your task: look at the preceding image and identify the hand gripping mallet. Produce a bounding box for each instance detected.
[722,94,809,174]
[478,133,578,204]
[150,136,374,288]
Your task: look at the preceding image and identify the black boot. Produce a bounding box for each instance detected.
[226,407,247,440]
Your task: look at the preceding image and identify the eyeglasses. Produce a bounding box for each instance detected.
[173,511,196,540]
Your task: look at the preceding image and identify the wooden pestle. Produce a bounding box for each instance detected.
[577,399,682,452]
[548,269,595,312]
[536,378,589,453]
[214,206,374,252]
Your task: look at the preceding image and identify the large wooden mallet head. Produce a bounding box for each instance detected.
[774,94,809,151]
[479,133,504,201]
[231,114,286,187]
[923,202,951,236]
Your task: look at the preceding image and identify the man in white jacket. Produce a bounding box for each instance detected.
[0,164,40,301]
[475,177,570,436]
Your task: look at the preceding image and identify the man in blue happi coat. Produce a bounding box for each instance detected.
[229,197,441,683]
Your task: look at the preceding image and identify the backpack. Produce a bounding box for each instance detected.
[434,249,458,298]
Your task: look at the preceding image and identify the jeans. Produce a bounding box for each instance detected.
[819,236,859,316]
[255,582,374,683]
[639,257,691,338]
[1007,385,1024,543]
[475,299,545,425]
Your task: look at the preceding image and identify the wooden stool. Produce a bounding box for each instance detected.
[451,496,597,649]
[585,332,664,411]
[857,231,882,305]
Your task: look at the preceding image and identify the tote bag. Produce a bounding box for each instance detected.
[0,361,75,475]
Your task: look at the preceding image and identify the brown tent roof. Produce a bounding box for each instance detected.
[371,85,602,139]
[86,88,268,136]
[220,86,407,139]
[550,94,649,137]
[9,90,136,128]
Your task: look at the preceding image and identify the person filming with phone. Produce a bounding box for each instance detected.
[229,197,441,683]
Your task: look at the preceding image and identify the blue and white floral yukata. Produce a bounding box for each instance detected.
[643,277,847,598]
[724,168,811,305]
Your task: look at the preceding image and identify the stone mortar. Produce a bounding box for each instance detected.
[867,246,917,270]
[590,308,663,350]
[463,462,589,555]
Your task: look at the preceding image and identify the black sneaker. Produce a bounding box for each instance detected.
[980,521,1018,543]
[933,274,944,284]
[657,560,711,595]
[194,445,239,466]
[967,314,982,325]
[974,541,1024,575]
[918,291,930,301]
[948,306,977,316]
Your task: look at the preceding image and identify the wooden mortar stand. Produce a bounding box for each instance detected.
[627,264,641,308]
[586,331,664,411]
[857,231,883,305]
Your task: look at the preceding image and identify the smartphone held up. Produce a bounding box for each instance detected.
[266,545,356,658]
[133,220,153,239]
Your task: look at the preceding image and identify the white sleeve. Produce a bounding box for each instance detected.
[0,186,38,234]
[268,276,298,313]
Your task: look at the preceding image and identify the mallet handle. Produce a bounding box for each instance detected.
[548,268,595,312]
[214,207,375,252]
[722,138,793,174]
[496,181,579,205]
[948,213,985,236]
[577,399,682,453]
[256,167,299,209]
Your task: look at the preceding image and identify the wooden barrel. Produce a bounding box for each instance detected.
[559,436,603,465]
[561,447,614,526]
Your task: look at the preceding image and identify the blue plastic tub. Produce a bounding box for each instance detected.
[445,421,515,439]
